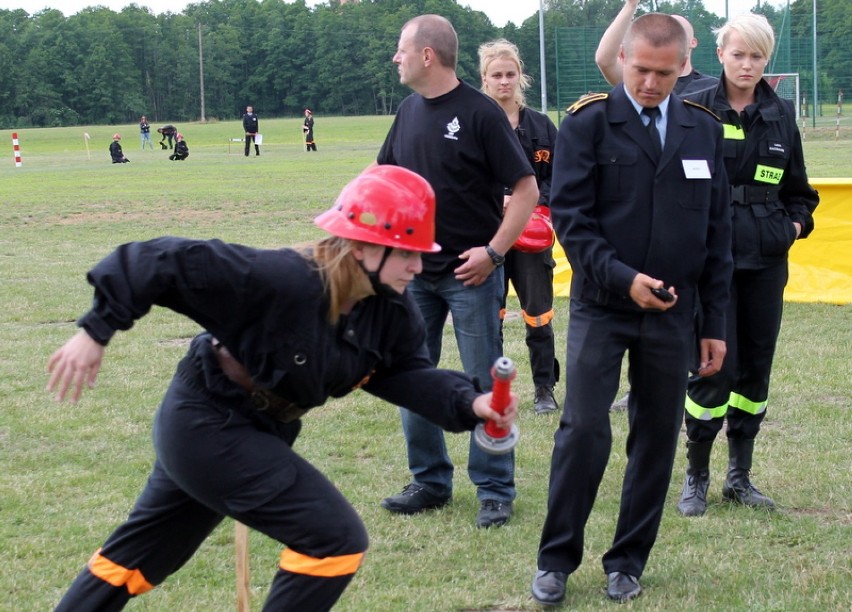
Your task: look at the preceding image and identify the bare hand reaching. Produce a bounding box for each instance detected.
[47,329,105,403]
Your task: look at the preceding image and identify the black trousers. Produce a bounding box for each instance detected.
[537,300,693,578]
[502,247,557,388]
[686,261,788,442]
[245,134,260,155]
[55,338,368,611]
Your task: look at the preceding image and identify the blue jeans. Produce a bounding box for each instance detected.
[399,269,515,502]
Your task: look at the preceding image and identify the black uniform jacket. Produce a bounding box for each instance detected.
[687,76,819,270]
[243,113,259,133]
[517,107,558,206]
[551,85,733,340]
[77,237,482,432]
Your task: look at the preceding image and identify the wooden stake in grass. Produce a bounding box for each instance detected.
[235,521,250,611]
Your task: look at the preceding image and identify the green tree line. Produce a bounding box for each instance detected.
[0,0,848,128]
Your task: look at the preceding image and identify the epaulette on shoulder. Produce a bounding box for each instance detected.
[566,93,608,115]
[683,99,720,121]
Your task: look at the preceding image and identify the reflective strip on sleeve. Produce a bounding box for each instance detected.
[279,548,365,577]
[521,309,555,328]
[87,549,154,595]
[723,124,745,140]
[685,395,728,421]
[728,392,767,415]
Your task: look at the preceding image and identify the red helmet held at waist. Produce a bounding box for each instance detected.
[513,205,555,253]
[315,165,441,253]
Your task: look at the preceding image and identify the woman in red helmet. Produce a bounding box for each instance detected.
[48,165,518,611]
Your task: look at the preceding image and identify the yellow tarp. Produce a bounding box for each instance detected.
[547,178,852,304]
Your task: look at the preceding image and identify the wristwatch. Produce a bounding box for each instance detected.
[485,244,505,268]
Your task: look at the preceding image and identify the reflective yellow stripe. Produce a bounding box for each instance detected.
[521,308,554,328]
[729,392,767,415]
[87,549,154,595]
[754,164,784,184]
[723,123,745,140]
[685,395,728,421]
[279,548,364,577]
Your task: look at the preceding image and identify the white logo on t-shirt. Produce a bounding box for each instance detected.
[444,117,461,140]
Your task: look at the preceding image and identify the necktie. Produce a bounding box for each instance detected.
[642,107,662,160]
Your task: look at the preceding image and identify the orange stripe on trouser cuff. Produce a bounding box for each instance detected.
[87,548,154,595]
[279,548,365,577]
[522,309,554,328]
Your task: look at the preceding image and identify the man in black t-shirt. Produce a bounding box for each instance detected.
[377,14,538,529]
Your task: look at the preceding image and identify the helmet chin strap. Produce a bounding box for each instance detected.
[359,246,398,298]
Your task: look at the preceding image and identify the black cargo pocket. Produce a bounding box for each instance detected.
[754,202,796,258]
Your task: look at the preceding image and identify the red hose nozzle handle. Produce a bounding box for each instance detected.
[474,357,519,455]
[484,357,516,438]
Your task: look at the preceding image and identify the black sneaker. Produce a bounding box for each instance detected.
[476,499,513,528]
[534,386,558,415]
[381,483,450,515]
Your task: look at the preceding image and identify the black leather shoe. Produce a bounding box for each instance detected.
[606,572,641,603]
[476,499,512,528]
[380,483,450,515]
[531,570,567,606]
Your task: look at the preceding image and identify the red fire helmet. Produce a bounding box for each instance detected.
[513,205,555,253]
[315,165,441,253]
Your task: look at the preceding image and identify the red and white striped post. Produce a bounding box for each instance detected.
[12,132,22,167]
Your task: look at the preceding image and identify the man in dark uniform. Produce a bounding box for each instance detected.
[243,105,260,156]
[531,13,733,606]
[596,1,719,413]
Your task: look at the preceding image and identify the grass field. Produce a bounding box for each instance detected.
[0,118,850,610]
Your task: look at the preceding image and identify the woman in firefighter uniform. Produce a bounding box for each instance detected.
[48,165,518,611]
[479,39,560,415]
[677,13,819,517]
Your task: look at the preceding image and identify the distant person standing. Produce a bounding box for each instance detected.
[243,106,260,156]
[157,125,177,150]
[139,116,153,150]
[303,109,317,151]
[109,134,130,163]
[169,133,189,161]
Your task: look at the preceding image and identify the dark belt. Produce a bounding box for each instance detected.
[730,184,781,204]
[210,338,307,423]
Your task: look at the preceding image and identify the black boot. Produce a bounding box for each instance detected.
[722,438,775,509]
[677,440,713,516]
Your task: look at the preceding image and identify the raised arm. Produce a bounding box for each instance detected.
[595,0,638,86]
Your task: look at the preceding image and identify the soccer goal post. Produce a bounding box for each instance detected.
[765,73,800,118]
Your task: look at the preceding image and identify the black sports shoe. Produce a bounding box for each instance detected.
[476,499,513,528]
[380,483,450,515]
[534,386,558,415]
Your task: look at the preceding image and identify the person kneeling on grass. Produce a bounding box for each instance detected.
[169,133,189,161]
[109,134,130,163]
[47,165,519,612]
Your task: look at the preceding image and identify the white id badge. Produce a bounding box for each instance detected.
[682,159,711,179]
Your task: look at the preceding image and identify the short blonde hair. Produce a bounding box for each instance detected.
[478,39,532,109]
[714,13,775,61]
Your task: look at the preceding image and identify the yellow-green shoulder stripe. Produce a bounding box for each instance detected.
[567,93,608,115]
[683,99,720,121]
